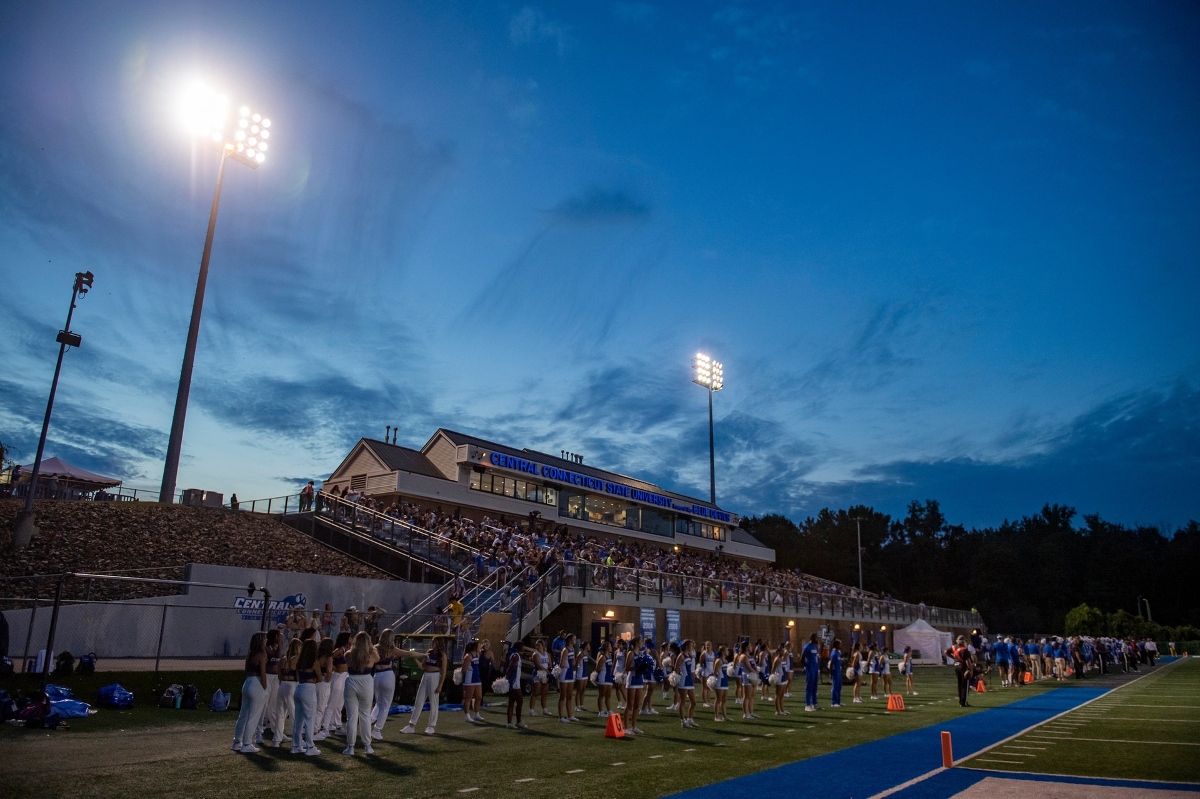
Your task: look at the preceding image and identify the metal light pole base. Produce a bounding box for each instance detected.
[11,510,38,551]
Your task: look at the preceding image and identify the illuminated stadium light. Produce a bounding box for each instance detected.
[692,351,725,505]
[160,79,276,506]
[179,80,273,169]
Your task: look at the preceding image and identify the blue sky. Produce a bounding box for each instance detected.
[1,2,1198,529]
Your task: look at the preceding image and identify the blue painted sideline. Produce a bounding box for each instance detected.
[667,687,1107,799]
[893,768,1200,797]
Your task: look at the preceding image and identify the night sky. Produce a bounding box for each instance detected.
[1,2,1197,529]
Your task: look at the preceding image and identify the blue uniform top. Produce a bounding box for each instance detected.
[996,643,1010,663]
[1008,643,1020,662]
[801,642,820,674]
[829,650,842,679]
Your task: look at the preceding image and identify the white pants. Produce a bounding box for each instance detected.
[293,683,316,751]
[343,674,374,750]
[372,669,397,733]
[409,671,441,729]
[321,672,347,730]
[234,676,267,747]
[272,681,296,744]
[258,673,280,738]
[315,680,331,731]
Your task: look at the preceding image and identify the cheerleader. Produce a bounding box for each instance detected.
[759,643,772,702]
[623,636,647,735]
[556,633,578,722]
[712,646,730,722]
[233,632,268,753]
[674,639,698,728]
[292,638,324,755]
[399,636,447,735]
[318,632,350,738]
[529,639,550,716]
[867,644,881,700]
[272,638,301,747]
[640,641,661,716]
[371,629,402,737]
[901,646,917,695]
[258,629,282,744]
[504,640,527,729]
[461,641,483,723]
[829,639,843,707]
[738,642,758,719]
[881,647,894,696]
[312,637,334,741]
[771,645,788,715]
[664,642,680,710]
[342,631,378,756]
[574,642,591,714]
[595,641,614,717]
[783,643,795,698]
[850,642,864,704]
[700,642,715,708]
[613,640,628,711]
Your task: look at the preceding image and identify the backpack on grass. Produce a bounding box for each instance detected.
[210,689,230,712]
[77,653,97,674]
[180,684,200,710]
[159,684,183,709]
[53,651,75,677]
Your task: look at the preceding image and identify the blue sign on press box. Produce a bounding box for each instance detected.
[640,607,657,643]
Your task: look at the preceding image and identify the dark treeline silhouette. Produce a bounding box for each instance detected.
[741,501,1200,634]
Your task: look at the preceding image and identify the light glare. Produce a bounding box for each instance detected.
[179,80,228,137]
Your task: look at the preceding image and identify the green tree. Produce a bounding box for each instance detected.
[1064,603,1105,637]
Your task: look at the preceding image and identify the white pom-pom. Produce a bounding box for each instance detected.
[749,673,762,686]
[706,675,719,690]
[845,666,855,681]
[768,674,780,686]
[725,663,737,677]
[589,671,599,685]
[536,669,549,684]
[551,666,562,679]
[668,673,680,687]
[492,678,510,694]
[452,667,463,686]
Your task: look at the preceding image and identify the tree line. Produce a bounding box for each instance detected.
[740,501,1200,635]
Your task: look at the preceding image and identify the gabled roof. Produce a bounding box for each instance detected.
[361,439,447,480]
[426,428,731,514]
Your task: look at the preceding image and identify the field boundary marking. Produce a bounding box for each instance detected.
[867,658,1186,799]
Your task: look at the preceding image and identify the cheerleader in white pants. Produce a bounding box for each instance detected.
[272,638,301,747]
[258,629,282,744]
[292,638,324,755]
[319,632,350,737]
[313,638,334,741]
[371,629,402,738]
[401,637,447,735]
[342,632,378,756]
[233,632,268,753]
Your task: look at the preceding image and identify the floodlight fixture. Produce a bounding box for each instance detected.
[691,351,725,505]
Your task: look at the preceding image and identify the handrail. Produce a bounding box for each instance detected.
[507,563,565,641]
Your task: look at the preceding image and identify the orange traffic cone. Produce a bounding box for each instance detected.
[605,713,626,739]
[976,680,987,693]
[1024,672,1033,684]
[886,694,906,711]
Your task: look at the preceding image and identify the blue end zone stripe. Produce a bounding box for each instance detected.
[666,687,1108,799]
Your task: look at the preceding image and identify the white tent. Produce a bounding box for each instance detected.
[894,619,953,665]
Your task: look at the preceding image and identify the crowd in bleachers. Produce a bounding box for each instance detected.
[324,489,874,605]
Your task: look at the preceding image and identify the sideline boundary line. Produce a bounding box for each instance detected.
[866,658,1186,799]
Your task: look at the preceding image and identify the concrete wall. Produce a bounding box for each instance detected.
[2,563,438,661]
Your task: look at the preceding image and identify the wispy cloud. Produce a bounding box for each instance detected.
[509,7,573,55]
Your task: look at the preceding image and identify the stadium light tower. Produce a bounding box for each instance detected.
[692,352,724,505]
[159,80,273,504]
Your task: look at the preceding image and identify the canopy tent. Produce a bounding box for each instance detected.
[893,618,954,664]
[13,456,122,497]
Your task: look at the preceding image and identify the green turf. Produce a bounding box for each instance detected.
[963,657,1200,784]
[0,666,1088,799]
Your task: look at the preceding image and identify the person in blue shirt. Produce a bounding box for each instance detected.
[1008,639,1023,687]
[829,640,843,707]
[801,633,821,712]
[995,637,1011,686]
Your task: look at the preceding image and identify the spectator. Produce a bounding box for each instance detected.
[230,493,240,512]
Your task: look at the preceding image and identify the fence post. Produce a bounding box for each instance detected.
[154,604,169,673]
[260,589,272,633]
[21,597,39,673]
[41,576,66,687]
[635,570,640,602]
[267,497,272,514]
[284,495,289,515]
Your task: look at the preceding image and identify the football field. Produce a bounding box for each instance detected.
[1,661,1196,798]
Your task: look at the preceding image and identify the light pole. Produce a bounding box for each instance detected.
[692,353,724,505]
[159,82,273,504]
[852,515,864,591]
[11,271,94,550]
